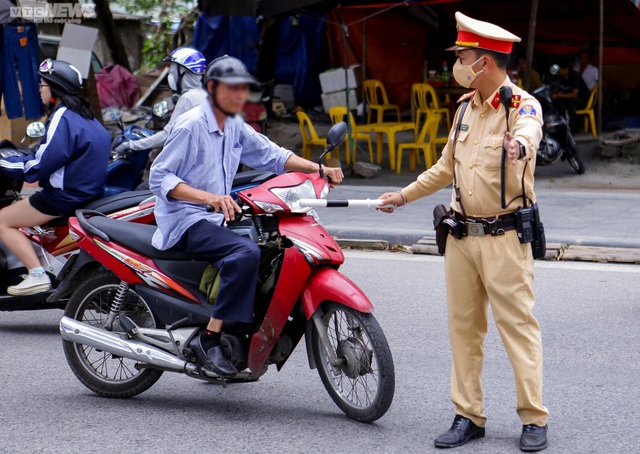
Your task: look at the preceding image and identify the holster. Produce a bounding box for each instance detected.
[531,203,547,259]
[433,204,451,256]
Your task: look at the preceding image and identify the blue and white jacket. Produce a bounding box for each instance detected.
[0,105,112,212]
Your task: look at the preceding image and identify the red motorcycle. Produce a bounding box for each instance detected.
[58,123,395,423]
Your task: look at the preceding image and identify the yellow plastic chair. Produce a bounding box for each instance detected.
[412,83,451,131]
[576,84,598,137]
[396,113,443,173]
[297,111,329,160]
[328,107,374,164]
[363,79,401,124]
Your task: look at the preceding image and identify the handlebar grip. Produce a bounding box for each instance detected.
[206,204,215,213]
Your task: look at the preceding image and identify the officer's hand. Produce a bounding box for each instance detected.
[377,192,405,214]
[205,194,242,222]
[504,132,520,165]
[323,166,344,185]
[115,141,133,156]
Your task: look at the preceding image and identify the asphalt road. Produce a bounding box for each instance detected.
[1,251,639,453]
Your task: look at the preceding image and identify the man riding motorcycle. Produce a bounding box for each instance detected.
[115,47,208,155]
[0,59,111,295]
[149,55,344,378]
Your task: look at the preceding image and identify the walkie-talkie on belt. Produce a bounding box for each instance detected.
[499,86,512,209]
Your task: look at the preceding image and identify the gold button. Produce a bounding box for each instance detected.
[468,191,473,196]
[492,141,496,146]
[480,114,485,119]
[474,139,479,145]
[469,164,474,169]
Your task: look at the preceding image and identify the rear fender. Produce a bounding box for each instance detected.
[46,251,100,303]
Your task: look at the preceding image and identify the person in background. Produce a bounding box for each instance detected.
[574,49,598,91]
[0,59,111,295]
[115,47,208,156]
[516,56,542,91]
[550,58,590,131]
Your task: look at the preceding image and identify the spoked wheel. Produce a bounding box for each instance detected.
[62,270,163,397]
[312,303,395,423]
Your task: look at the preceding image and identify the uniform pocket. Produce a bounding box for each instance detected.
[482,134,505,169]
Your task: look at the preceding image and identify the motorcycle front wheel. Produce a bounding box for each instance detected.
[62,270,163,398]
[566,142,586,174]
[312,302,395,423]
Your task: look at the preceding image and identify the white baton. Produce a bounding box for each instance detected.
[298,199,395,209]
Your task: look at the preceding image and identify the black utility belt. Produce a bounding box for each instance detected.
[453,212,517,237]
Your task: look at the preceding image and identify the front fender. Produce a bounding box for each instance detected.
[301,268,373,319]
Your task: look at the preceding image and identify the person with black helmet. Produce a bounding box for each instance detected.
[0,59,111,296]
[115,47,208,156]
[149,55,344,378]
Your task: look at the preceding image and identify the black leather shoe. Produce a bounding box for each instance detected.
[520,424,548,452]
[190,336,238,378]
[434,415,485,448]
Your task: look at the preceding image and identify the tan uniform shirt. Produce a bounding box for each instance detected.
[402,76,543,217]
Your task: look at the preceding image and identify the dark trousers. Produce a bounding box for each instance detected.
[176,219,260,323]
[2,23,45,119]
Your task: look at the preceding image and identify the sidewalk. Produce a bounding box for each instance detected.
[320,184,640,249]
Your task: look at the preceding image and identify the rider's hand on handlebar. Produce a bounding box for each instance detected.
[377,192,405,214]
[322,166,344,185]
[115,141,133,156]
[205,194,242,222]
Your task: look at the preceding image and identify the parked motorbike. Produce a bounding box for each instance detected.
[57,122,396,423]
[243,80,273,135]
[532,84,586,174]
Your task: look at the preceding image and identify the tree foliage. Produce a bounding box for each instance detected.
[118,0,197,71]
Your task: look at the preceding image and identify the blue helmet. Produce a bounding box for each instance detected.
[164,47,207,74]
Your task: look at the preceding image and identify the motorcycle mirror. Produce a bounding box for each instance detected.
[317,122,347,179]
[549,64,560,76]
[153,100,170,118]
[25,121,46,139]
[326,122,347,150]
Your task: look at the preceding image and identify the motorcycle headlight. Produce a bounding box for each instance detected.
[270,180,317,213]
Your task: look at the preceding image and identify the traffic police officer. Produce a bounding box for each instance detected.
[379,12,549,452]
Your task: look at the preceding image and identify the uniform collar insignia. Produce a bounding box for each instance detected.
[457,90,477,103]
[490,92,502,110]
[511,95,522,108]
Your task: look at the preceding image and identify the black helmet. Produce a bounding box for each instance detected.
[203,55,257,86]
[38,59,83,95]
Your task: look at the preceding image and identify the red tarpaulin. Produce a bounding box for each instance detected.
[326,7,430,108]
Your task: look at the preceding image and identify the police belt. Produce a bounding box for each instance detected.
[453,211,517,237]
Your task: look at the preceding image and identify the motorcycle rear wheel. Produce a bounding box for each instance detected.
[62,270,163,397]
[312,303,395,423]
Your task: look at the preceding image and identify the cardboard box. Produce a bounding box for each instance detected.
[0,102,45,146]
[319,66,362,94]
[321,89,361,112]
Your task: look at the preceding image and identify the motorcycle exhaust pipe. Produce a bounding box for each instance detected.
[59,316,192,373]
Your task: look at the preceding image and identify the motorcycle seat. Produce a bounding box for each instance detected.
[88,216,193,261]
[48,190,154,228]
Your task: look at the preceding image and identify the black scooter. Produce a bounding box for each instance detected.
[532,84,586,174]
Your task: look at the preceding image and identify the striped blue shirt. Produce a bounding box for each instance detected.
[150,99,293,250]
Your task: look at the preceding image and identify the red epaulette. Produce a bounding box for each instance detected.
[457,90,476,103]
[511,94,522,108]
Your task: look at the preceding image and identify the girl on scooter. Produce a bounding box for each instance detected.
[0,59,111,296]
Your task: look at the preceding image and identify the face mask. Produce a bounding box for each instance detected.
[167,72,178,92]
[452,57,485,88]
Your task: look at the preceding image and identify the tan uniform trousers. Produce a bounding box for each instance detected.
[444,229,549,427]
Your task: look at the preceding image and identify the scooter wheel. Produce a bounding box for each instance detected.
[567,155,586,174]
[62,270,163,398]
[312,302,395,423]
